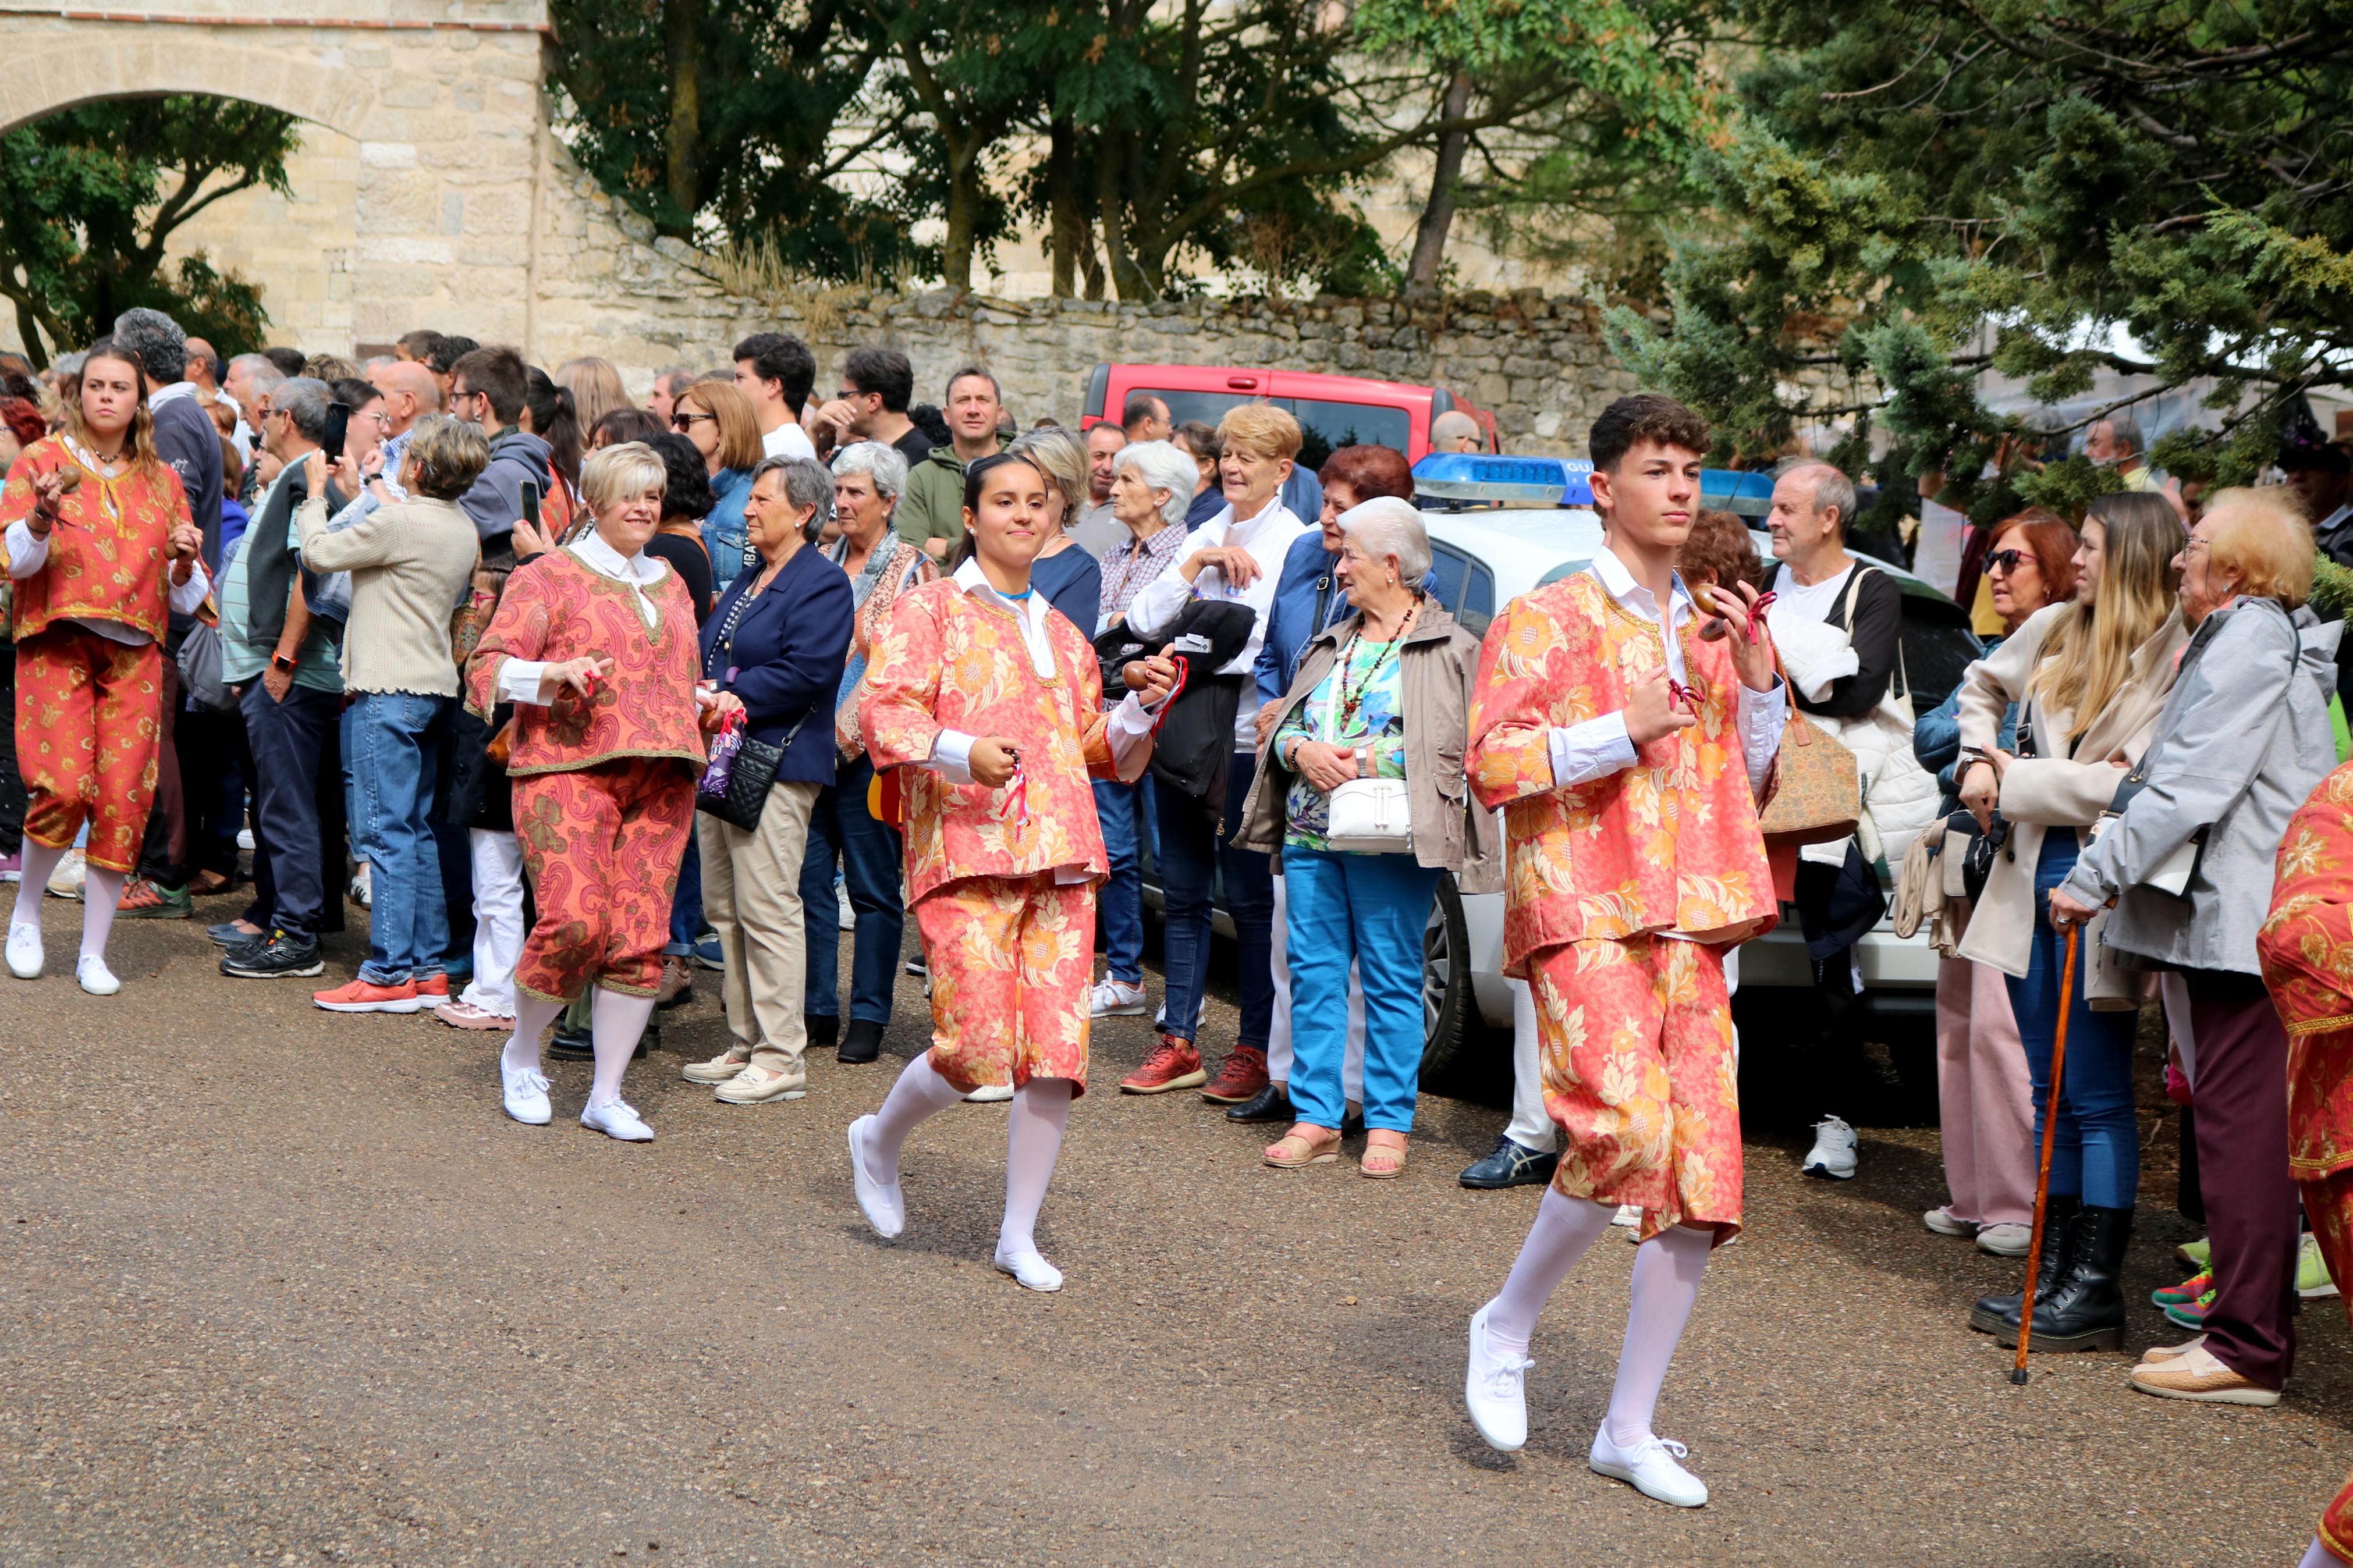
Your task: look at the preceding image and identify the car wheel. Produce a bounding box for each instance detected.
[1419,873,1473,1090]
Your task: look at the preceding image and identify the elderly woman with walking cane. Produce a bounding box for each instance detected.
[2049,488,2339,1405]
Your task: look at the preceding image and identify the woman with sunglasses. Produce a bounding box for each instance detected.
[1953,492,2185,1352]
[1912,511,2078,1260]
[669,380,762,593]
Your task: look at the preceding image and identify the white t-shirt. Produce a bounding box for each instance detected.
[1769,561,1857,625]
[1126,499,1310,748]
[762,422,817,462]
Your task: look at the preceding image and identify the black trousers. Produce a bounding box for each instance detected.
[237,680,345,940]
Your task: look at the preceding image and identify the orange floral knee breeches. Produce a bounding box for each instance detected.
[511,758,694,1002]
[2301,1168,2353,1562]
[1528,934,1742,1242]
[914,872,1094,1096]
[13,625,163,872]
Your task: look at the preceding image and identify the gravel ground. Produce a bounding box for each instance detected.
[0,902,2344,1566]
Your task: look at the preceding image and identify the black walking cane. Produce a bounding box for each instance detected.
[2012,920,2081,1385]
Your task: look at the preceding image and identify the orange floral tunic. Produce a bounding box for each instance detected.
[1,436,190,641]
[2257,759,2353,1181]
[463,547,705,777]
[861,577,1142,905]
[1468,571,1779,976]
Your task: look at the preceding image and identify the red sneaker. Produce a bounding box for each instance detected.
[1119,1036,1206,1094]
[414,972,450,1001]
[1201,1044,1269,1104]
[312,977,425,1014]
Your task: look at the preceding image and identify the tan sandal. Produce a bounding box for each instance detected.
[1360,1135,1409,1180]
[1264,1125,1341,1169]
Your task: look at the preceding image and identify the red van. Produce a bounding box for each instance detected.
[1079,363,1497,469]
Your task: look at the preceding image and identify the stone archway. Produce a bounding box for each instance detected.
[0,0,555,351]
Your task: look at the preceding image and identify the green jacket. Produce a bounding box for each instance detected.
[895,439,1006,551]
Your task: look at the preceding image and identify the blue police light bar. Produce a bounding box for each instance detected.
[1701,468,1774,517]
[1411,453,1594,506]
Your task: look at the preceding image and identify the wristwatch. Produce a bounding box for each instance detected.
[270,652,297,674]
[1354,746,1369,778]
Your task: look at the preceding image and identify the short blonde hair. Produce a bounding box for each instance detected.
[579,440,668,515]
[676,379,765,472]
[2201,486,2315,609]
[402,414,491,502]
[1216,402,1303,463]
[1006,425,1088,512]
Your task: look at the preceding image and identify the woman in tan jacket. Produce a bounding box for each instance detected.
[1952,491,2187,1353]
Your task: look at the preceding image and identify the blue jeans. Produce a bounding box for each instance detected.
[349,691,452,984]
[1092,774,1158,986]
[2005,831,2141,1208]
[799,756,904,1025]
[667,832,704,957]
[1283,847,1439,1133]
[1156,752,1275,1049]
[340,703,374,870]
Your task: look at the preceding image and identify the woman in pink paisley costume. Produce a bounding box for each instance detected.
[846,453,1174,1292]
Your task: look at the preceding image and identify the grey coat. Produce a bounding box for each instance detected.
[2061,596,2342,975]
[1232,601,1502,892]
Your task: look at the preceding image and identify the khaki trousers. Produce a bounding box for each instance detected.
[699,780,821,1082]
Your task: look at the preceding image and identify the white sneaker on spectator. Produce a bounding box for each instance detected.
[1463,1303,1531,1452]
[1923,1206,1974,1237]
[6,923,42,980]
[836,880,856,931]
[580,1098,653,1142]
[46,848,84,901]
[75,955,120,996]
[236,827,256,852]
[1802,1115,1857,1179]
[501,1062,552,1125]
[964,1082,1013,1103]
[1590,1426,1708,1507]
[1090,978,1148,1018]
[349,863,372,908]
[1976,1222,2032,1257]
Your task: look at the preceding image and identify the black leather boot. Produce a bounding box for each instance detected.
[2000,1204,2131,1352]
[1969,1194,2080,1335]
[837,1019,883,1064]
[808,1013,840,1050]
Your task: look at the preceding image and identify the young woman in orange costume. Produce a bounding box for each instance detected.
[2,338,207,995]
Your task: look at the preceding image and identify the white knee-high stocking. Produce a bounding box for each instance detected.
[1605,1222,1713,1449]
[867,1053,967,1186]
[1485,1189,1617,1350]
[588,989,656,1109]
[1000,1078,1073,1256]
[502,993,565,1076]
[80,865,125,965]
[10,841,63,934]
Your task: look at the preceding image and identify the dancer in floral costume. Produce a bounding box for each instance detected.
[2256,759,2353,1568]
[847,452,1173,1292]
[1460,395,1786,1509]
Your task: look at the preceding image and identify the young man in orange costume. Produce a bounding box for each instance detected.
[1461,394,1786,1507]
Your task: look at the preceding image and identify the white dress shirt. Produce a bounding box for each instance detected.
[6,460,211,646]
[1124,496,1309,747]
[495,532,669,705]
[1545,545,1785,795]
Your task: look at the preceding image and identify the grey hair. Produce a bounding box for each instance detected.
[1779,458,1857,535]
[653,364,696,393]
[228,353,285,398]
[111,307,186,383]
[273,376,335,443]
[1006,426,1088,511]
[2097,415,2145,457]
[751,455,836,542]
[1339,495,1432,585]
[1113,439,1199,529]
[832,439,909,501]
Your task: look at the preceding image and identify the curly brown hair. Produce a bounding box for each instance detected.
[1677,509,1763,592]
[1589,393,1709,473]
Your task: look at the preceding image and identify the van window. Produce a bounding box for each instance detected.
[1130,389,1253,431]
[1289,399,1411,472]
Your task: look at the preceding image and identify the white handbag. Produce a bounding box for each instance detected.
[1314,650,1414,854]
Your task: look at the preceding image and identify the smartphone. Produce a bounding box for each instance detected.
[321,400,350,463]
[519,479,542,534]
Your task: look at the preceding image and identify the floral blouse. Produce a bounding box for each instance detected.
[2258,757,2353,1179]
[1274,627,1408,851]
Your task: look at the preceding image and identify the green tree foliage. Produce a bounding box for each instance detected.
[0,95,293,369]
[1608,0,2353,523]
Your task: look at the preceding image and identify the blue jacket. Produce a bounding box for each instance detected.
[700,543,854,785]
[1032,546,1102,639]
[702,467,756,591]
[1254,529,1351,703]
[1914,632,2015,794]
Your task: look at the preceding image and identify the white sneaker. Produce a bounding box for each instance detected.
[1464,1303,1532,1452]
[1590,1426,1708,1507]
[836,880,856,931]
[501,1062,552,1125]
[1976,1222,2032,1257]
[580,1097,653,1142]
[1802,1115,1857,1179]
[1923,1206,1974,1237]
[964,1082,1014,1103]
[1089,977,1148,1018]
[349,863,372,908]
[1612,1203,1641,1228]
[994,1243,1063,1293]
[847,1115,904,1238]
[6,922,42,980]
[74,955,120,996]
[46,847,85,901]
[236,827,256,852]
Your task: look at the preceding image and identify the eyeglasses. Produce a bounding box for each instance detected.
[1986,548,2038,574]
[671,412,715,431]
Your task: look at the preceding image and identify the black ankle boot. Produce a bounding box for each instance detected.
[1969,1194,2080,1334]
[2003,1204,2131,1352]
[838,1019,883,1064]
[808,1014,840,1050]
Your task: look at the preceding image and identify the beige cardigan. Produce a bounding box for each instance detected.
[1953,599,2187,977]
[294,493,481,698]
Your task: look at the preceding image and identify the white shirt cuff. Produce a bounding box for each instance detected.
[928,728,978,784]
[1106,692,1155,770]
[167,559,211,615]
[1736,676,1789,792]
[1548,713,1637,787]
[498,659,552,706]
[6,519,49,579]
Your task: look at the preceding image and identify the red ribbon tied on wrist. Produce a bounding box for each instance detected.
[1004,764,1030,826]
[1667,677,1705,716]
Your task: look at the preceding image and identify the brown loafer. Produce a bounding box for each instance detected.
[2128,1345,2280,1406]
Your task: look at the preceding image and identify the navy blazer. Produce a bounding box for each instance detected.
[1254,528,1349,703]
[700,542,855,785]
